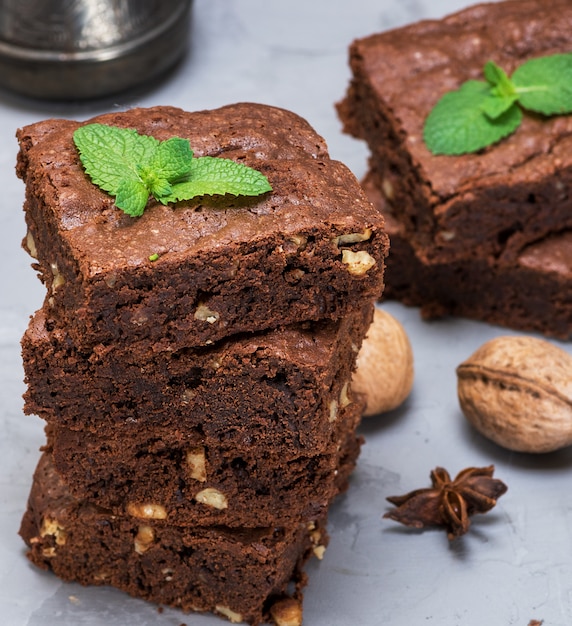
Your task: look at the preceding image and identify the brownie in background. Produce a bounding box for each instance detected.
[338,0,572,337]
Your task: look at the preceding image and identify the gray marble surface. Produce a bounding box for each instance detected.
[1,1,570,625]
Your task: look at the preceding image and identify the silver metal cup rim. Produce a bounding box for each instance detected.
[0,0,190,64]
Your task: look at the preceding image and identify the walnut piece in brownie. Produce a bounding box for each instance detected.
[338,0,572,264]
[18,103,388,351]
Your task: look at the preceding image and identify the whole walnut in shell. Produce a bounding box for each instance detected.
[457,335,572,453]
[351,308,414,416]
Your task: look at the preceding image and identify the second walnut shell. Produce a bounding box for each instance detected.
[457,335,572,453]
[351,307,414,416]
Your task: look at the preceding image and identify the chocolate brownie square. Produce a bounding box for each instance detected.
[23,305,372,456]
[45,397,363,528]
[365,171,572,339]
[338,0,572,264]
[17,103,388,351]
[20,453,329,625]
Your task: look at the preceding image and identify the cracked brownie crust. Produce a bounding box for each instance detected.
[18,103,388,351]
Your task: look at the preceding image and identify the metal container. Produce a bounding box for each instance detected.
[0,0,192,100]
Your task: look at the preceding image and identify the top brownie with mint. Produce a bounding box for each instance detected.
[337,0,572,264]
[17,103,387,351]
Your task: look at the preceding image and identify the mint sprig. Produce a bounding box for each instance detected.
[424,53,572,155]
[73,123,272,217]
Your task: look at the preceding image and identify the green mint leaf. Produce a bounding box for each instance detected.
[481,92,519,120]
[150,177,172,200]
[424,80,522,155]
[74,123,272,216]
[138,165,172,201]
[483,60,516,98]
[512,53,572,115]
[423,53,572,155]
[161,156,272,203]
[73,124,157,194]
[115,179,149,217]
[148,137,193,182]
[480,61,517,120]
[483,60,506,86]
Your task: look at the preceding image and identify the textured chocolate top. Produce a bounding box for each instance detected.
[350,0,572,199]
[17,103,380,278]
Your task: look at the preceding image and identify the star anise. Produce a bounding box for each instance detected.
[383,465,508,540]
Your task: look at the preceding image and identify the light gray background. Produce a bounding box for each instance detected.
[1,1,570,625]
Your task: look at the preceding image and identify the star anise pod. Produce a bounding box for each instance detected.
[383,465,508,540]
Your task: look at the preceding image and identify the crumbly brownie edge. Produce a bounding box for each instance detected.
[336,64,435,240]
[45,396,364,528]
[23,305,373,454]
[365,171,572,339]
[26,197,387,351]
[366,147,572,265]
[20,455,325,625]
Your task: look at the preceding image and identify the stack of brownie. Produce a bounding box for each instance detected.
[17,104,388,624]
[338,0,572,339]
